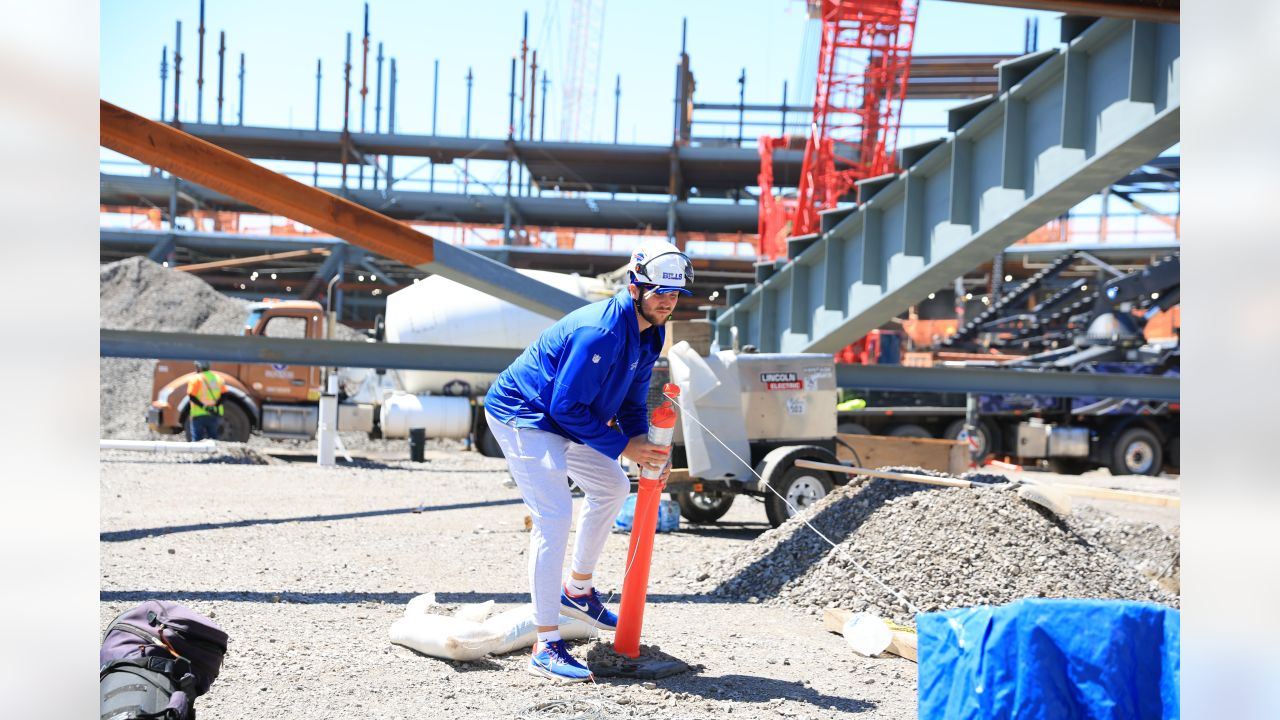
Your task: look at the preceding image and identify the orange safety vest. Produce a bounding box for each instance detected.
[187,370,225,418]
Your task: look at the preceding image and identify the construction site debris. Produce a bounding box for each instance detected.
[690,467,1178,625]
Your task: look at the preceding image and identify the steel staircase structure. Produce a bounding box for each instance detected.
[714,17,1179,354]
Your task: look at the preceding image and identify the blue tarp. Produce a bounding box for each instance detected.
[918,598,1179,719]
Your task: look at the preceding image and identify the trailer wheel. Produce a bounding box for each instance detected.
[754,447,837,528]
[477,423,504,458]
[888,423,931,439]
[675,491,735,524]
[944,419,997,458]
[1110,426,1163,476]
[217,402,252,443]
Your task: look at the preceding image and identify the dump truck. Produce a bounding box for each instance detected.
[146,270,610,450]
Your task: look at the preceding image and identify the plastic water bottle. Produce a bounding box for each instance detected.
[640,384,680,481]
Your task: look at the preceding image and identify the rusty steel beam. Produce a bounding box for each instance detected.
[174,247,330,273]
[100,100,586,319]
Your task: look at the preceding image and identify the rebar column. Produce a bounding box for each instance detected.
[237,53,244,125]
[216,31,225,125]
[463,66,473,194]
[387,58,397,189]
[173,21,182,124]
[341,32,352,191]
[430,58,439,191]
[314,58,322,185]
[505,56,516,243]
[539,70,548,142]
[373,42,384,190]
[613,74,620,143]
[196,0,205,123]
[160,46,168,122]
[359,3,369,188]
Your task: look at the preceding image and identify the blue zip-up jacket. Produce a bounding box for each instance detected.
[484,289,663,459]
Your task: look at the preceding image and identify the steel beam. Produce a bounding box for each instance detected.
[718,18,1180,354]
[100,101,585,319]
[101,330,519,374]
[99,173,759,234]
[836,363,1178,402]
[98,329,1178,401]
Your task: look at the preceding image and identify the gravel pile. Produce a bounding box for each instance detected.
[1066,506,1180,593]
[99,256,365,441]
[689,468,1178,624]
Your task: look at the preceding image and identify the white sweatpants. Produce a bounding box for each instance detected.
[485,412,631,627]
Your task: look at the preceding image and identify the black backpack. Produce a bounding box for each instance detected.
[100,601,228,720]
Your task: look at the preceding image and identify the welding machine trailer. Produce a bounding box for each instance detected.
[649,350,845,528]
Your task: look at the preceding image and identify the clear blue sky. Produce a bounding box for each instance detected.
[101,0,1059,146]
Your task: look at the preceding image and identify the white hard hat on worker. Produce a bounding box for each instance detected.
[629,239,694,296]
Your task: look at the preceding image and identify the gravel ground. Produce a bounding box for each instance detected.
[687,468,1179,626]
[101,449,921,719]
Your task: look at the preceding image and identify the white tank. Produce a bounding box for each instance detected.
[385,269,613,396]
[380,393,473,439]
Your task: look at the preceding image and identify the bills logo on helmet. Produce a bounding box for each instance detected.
[662,272,683,281]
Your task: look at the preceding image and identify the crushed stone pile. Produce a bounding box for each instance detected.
[688,467,1178,624]
[1067,506,1180,593]
[99,256,365,440]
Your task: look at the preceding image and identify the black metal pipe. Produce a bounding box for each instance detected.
[359,2,369,188]
[173,21,182,124]
[373,42,384,190]
[217,31,225,125]
[313,58,322,185]
[613,74,620,144]
[539,70,547,142]
[160,46,168,122]
[237,53,244,125]
[464,66,473,194]
[430,58,439,192]
[780,81,788,135]
[196,0,205,123]
[505,57,516,242]
[736,68,746,148]
[341,32,352,190]
[387,58,397,188]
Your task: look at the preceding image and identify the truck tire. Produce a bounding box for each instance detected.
[675,491,734,524]
[837,422,870,435]
[1167,435,1180,470]
[217,402,252,443]
[757,446,838,528]
[943,419,996,458]
[888,423,931,439]
[477,423,504,458]
[1109,426,1163,476]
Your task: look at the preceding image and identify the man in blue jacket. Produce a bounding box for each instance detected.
[484,239,692,682]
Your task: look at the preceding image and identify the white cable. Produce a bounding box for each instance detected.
[666,394,921,615]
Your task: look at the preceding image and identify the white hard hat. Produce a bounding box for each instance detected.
[629,239,693,295]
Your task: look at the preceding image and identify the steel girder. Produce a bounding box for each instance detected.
[716,18,1179,354]
[99,329,1177,401]
[99,173,760,234]
[100,101,586,319]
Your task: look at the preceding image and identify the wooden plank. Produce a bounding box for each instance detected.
[823,608,918,662]
[835,433,964,474]
[796,459,974,489]
[1028,480,1181,508]
[175,247,330,273]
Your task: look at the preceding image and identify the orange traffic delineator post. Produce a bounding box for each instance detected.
[613,383,679,659]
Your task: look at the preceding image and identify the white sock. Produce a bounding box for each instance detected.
[565,575,592,596]
[536,630,561,648]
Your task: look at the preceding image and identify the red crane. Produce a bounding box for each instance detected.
[758,0,919,259]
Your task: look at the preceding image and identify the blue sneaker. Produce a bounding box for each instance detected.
[528,639,593,683]
[560,585,619,631]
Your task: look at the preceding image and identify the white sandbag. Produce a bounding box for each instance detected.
[453,600,495,624]
[481,604,598,655]
[389,614,502,662]
[403,592,437,616]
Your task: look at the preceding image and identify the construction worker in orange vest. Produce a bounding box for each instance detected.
[187,360,226,441]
